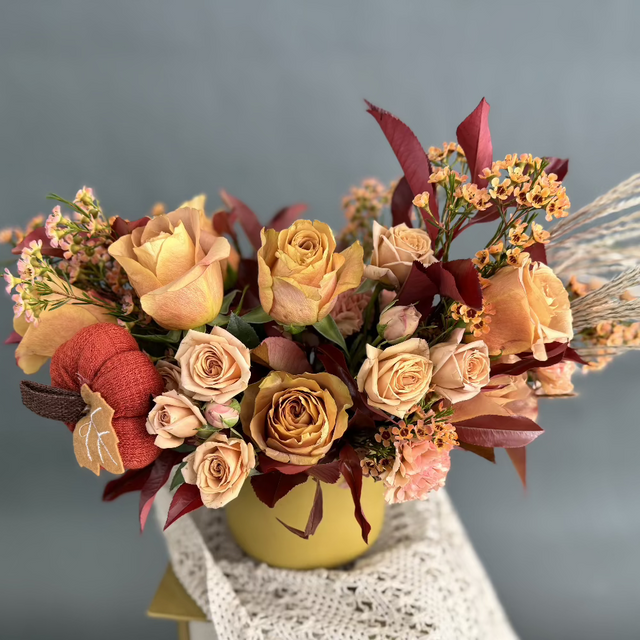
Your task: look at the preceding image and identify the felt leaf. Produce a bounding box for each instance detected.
[250,470,309,508]
[241,305,273,324]
[139,450,185,532]
[544,157,569,181]
[458,441,496,463]
[164,483,204,530]
[390,176,414,227]
[73,385,124,476]
[227,313,261,349]
[313,314,348,352]
[306,460,342,484]
[365,100,439,239]
[340,444,371,543]
[268,203,308,231]
[251,337,311,374]
[277,479,323,539]
[220,190,262,251]
[103,465,153,502]
[453,414,543,448]
[456,98,493,187]
[507,446,527,489]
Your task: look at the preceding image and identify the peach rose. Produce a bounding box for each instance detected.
[384,440,451,504]
[182,433,255,508]
[257,220,364,327]
[175,328,251,403]
[364,221,437,288]
[146,390,206,449]
[330,290,370,337]
[109,207,231,330]
[357,339,433,418]
[429,328,490,403]
[379,304,421,343]
[534,361,577,396]
[240,371,352,465]
[482,258,573,360]
[156,360,184,393]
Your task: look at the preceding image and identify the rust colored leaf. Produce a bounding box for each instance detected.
[390,176,414,227]
[456,98,493,187]
[164,483,203,530]
[220,190,263,250]
[507,446,527,489]
[268,203,308,231]
[340,444,371,543]
[453,414,543,448]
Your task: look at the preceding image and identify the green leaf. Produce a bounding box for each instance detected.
[174,443,197,453]
[209,314,230,327]
[355,278,376,294]
[132,330,182,345]
[192,325,207,333]
[240,306,272,324]
[313,315,348,352]
[170,462,187,491]
[227,313,260,349]
[220,290,240,315]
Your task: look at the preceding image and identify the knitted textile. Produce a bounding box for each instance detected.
[156,487,519,640]
[50,323,164,469]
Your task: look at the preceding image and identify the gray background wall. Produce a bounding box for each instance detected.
[1,1,639,638]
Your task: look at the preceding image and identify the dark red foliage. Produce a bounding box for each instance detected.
[456,98,493,187]
[250,471,309,509]
[13,227,64,258]
[164,483,204,530]
[277,479,324,540]
[220,190,262,250]
[268,204,308,231]
[390,176,414,227]
[103,465,154,502]
[453,414,543,448]
[339,444,371,543]
[545,157,569,181]
[491,342,586,377]
[111,216,150,239]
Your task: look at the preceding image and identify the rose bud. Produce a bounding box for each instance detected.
[379,305,421,344]
[204,399,241,429]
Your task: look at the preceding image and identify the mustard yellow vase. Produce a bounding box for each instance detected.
[225,476,386,570]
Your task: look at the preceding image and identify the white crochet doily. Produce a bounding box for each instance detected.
[155,487,518,640]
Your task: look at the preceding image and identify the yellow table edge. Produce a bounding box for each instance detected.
[147,564,208,623]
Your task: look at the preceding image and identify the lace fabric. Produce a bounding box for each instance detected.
[156,488,518,640]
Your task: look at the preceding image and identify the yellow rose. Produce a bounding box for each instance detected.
[240,371,352,465]
[182,433,255,509]
[364,221,437,288]
[357,339,433,418]
[108,207,231,330]
[482,258,573,360]
[257,220,364,327]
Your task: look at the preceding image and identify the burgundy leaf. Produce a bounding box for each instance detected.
[527,242,548,264]
[277,479,323,540]
[306,460,342,484]
[102,465,153,502]
[164,483,203,530]
[453,414,543,448]
[110,216,150,239]
[456,98,493,187]
[390,176,414,227]
[268,204,308,232]
[139,450,184,532]
[458,441,496,463]
[545,157,569,181]
[236,258,260,309]
[251,337,311,374]
[12,227,64,258]
[564,345,588,365]
[365,100,439,240]
[491,342,572,376]
[212,209,238,244]
[4,331,22,345]
[220,190,262,251]
[339,444,371,543]
[438,259,483,309]
[258,454,312,475]
[507,446,527,489]
[397,262,439,315]
[251,471,309,508]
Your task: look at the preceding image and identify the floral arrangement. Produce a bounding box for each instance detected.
[6,98,640,542]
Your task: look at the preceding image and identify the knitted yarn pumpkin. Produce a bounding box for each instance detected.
[50,323,164,470]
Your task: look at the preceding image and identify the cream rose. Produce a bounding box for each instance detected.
[146,390,206,449]
[182,433,255,508]
[429,328,490,403]
[482,257,573,360]
[357,339,433,418]
[379,304,421,343]
[240,371,352,465]
[257,220,364,327]
[109,207,231,330]
[175,328,251,403]
[364,221,437,288]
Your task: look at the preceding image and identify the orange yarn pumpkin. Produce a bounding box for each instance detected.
[50,323,164,470]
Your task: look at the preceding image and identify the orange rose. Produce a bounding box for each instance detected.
[109,207,231,330]
[257,220,364,327]
[482,258,573,360]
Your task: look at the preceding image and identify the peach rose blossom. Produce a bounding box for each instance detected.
[364,221,437,288]
[379,304,421,343]
[182,433,255,509]
[534,361,577,396]
[481,257,573,360]
[146,390,206,449]
[156,360,184,393]
[240,371,352,465]
[330,290,370,337]
[357,338,433,418]
[429,327,490,403]
[109,207,231,330]
[384,440,451,504]
[257,220,364,327]
[175,328,251,403]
